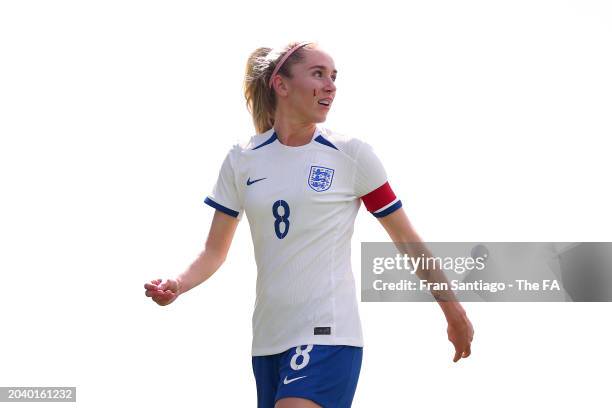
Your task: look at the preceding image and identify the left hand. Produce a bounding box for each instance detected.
[447,313,474,363]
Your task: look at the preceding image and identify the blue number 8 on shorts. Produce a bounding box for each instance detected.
[252,344,363,407]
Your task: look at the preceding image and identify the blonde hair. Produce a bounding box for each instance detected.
[243,41,318,134]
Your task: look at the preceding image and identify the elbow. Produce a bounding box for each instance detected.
[395,229,422,244]
[217,251,228,265]
[201,245,229,268]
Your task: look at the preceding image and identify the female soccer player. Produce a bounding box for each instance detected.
[144,41,474,408]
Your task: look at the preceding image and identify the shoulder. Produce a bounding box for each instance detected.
[318,127,373,161]
[243,128,276,151]
[223,129,275,160]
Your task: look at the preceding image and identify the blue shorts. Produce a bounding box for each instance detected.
[252,344,363,408]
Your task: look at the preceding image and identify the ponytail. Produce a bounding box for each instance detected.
[243,42,316,134]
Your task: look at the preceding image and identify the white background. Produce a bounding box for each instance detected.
[1,0,611,406]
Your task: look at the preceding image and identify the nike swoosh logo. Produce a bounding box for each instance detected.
[246,177,267,186]
[283,375,307,384]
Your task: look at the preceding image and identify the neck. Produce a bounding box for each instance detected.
[272,113,316,147]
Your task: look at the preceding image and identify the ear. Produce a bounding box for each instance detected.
[271,75,290,97]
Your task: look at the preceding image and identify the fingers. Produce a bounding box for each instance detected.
[144,289,169,298]
[448,318,474,363]
[144,278,177,305]
[152,291,176,306]
[145,290,176,302]
[159,279,170,291]
[453,344,472,363]
[145,288,173,298]
[144,279,177,294]
[144,279,178,306]
[159,278,178,293]
[144,279,162,290]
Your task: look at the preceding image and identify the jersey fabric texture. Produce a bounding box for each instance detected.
[204,125,401,356]
[252,344,363,408]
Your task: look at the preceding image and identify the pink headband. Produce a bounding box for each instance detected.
[268,41,313,88]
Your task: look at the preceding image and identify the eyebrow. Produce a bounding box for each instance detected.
[308,65,338,74]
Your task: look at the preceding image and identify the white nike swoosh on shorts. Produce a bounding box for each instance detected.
[283,375,307,384]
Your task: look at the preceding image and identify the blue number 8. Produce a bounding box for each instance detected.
[272,200,290,239]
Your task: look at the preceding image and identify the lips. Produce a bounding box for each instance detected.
[317,98,333,108]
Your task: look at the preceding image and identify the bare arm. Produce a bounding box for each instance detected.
[176,210,240,294]
[144,210,239,305]
[376,207,474,362]
[376,208,464,317]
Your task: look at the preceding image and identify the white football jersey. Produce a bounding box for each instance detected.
[205,125,402,356]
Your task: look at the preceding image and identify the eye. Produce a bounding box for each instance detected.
[315,70,337,82]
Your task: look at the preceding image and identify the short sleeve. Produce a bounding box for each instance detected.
[204,145,244,220]
[354,141,402,218]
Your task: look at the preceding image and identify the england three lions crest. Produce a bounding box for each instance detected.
[308,165,335,192]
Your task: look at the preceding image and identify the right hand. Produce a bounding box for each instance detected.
[144,278,180,306]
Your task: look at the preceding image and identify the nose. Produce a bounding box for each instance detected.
[324,76,336,94]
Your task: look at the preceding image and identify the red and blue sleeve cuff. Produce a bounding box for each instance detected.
[372,199,402,217]
[360,181,402,218]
